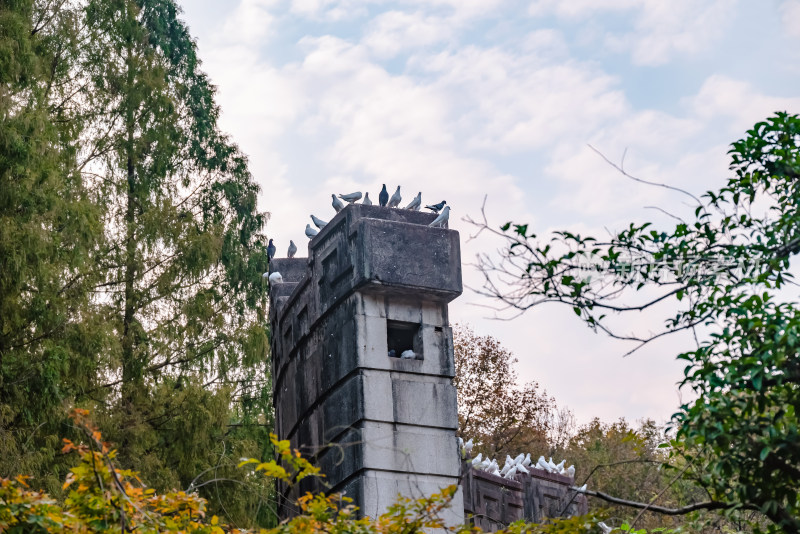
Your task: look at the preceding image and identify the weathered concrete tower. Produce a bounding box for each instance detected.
[269,203,463,523]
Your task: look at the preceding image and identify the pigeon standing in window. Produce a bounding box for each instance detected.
[305,224,318,239]
[311,214,328,229]
[338,191,362,203]
[287,240,297,258]
[388,186,402,207]
[379,184,389,206]
[362,192,373,205]
[267,239,276,260]
[331,194,345,213]
[428,206,450,228]
[425,200,446,213]
[404,192,422,211]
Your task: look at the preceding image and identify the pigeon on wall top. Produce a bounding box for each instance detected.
[338,191,362,203]
[311,214,328,229]
[287,240,297,258]
[268,272,283,283]
[428,206,450,228]
[425,200,446,213]
[379,184,389,207]
[388,186,402,208]
[305,224,318,238]
[362,192,373,205]
[331,194,345,213]
[267,239,276,259]
[404,192,422,211]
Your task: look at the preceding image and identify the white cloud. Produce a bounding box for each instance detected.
[780,0,800,38]
[177,0,800,425]
[530,0,738,66]
[363,10,453,58]
[221,0,278,46]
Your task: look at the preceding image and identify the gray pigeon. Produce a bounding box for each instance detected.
[404,192,422,211]
[287,240,297,258]
[379,184,389,207]
[311,214,328,229]
[331,194,345,213]
[388,186,402,208]
[338,191,362,203]
[428,205,450,228]
[267,239,276,259]
[305,224,318,239]
[425,200,446,213]
[362,192,373,205]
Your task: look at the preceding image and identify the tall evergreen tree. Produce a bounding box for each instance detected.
[0,0,105,493]
[76,0,274,524]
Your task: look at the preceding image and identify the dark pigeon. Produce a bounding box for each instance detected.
[379,184,389,207]
[267,239,276,259]
[425,200,447,213]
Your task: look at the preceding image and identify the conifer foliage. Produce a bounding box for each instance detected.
[1,0,272,526]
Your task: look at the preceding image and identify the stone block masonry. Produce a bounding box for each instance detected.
[269,203,464,525]
[269,202,587,529]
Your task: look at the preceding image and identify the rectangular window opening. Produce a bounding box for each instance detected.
[387,320,422,360]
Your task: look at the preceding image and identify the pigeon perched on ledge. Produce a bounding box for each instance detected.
[362,192,373,205]
[425,200,446,213]
[331,194,345,213]
[287,240,297,258]
[379,184,389,207]
[311,214,328,229]
[267,239,276,260]
[400,349,415,359]
[388,186,402,208]
[305,224,318,239]
[404,192,422,211]
[428,206,450,228]
[268,272,283,283]
[338,191,362,203]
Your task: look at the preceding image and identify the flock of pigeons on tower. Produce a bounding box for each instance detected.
[264,184,450,269]
[458,437,588,493]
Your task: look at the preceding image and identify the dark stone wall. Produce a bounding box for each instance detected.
[461,463,589,531]
[268,203,464,522]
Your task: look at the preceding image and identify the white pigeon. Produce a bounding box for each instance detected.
[522,453,532,467]
[287,240,297,258]
[537,456,549,472]
[464,438,474,457]
[515,463,529,475]
[404,192,422,211]
[500,463,512,476]
[566,465,575,478]
[362,192,373,205]
[331,194,345,213]
[575,484,587,493]
[305,224,318,239]
[400,349,415,359]
[597,522,612,534]
[262,272,269,279]
[504,465,518,478]
[311,214,328,229]
[338,191,362,203]
[547,458,558,473]
[387,186,402,208]
[555,460,566,473]
[471,453,483,466]
[268,272,283,283]
[514,453,525,465]
[428,206,450,228]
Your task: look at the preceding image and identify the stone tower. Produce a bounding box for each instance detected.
[268,203,464,524]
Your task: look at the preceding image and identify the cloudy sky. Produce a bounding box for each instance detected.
[179,0,800,426]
